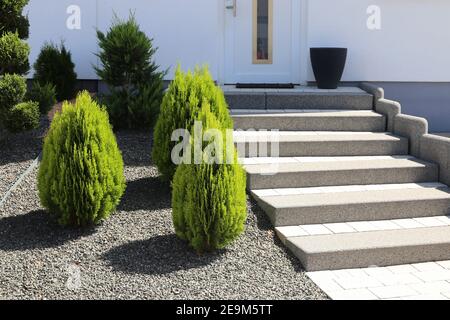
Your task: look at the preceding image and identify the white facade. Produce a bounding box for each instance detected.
[26,0,450,83]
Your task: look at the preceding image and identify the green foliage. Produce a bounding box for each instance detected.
[0,32,30,75]
[26,82,57,114]
[37,91,126,227]
[95,13,165,129]
[172,105,247,253]
[0,73,26,111]
[0,0,30,133]
[0,0,30,39]
[152,66,233,181]
[4,100,39,132]
[33,42,77,101]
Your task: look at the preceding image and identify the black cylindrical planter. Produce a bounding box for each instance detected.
[310,48,347,89]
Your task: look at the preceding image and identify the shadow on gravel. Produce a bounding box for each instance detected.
[0,135,43,165]
[118,177,171,212]
[115,130,153,167]
[247,197,306,272]
[248,198,273,232]
[0,210,94,251]
[102,234,223,275]
[0,117,48,166]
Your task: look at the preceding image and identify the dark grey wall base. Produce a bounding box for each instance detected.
[367,82,450,133]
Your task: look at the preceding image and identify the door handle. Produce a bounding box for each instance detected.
[226,0,237,17]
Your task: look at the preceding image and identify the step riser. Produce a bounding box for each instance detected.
[225,93,373,110]
[262,198,450,227]
[232,116,386,132]
[288,241,450,272]
[236,140,409,157]
[247,167,438,189]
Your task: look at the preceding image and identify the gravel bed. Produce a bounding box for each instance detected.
[0,116,49,202]
[0,131,327,300]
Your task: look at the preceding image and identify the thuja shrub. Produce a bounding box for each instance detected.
[172,105,247,253]
[0,73,26,111]
[95,13,164,129]
[152,66,233,181]
[5,101,39,132]
[0,32,30,75]
[38,91,126,227]
[33,42,77,101]
[0,0,30,39]
[26,82,57,114]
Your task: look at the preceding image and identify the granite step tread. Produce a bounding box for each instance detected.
[245,156,437,189]
[286,226,450,271]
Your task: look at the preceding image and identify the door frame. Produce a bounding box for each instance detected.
[218,0,308,85]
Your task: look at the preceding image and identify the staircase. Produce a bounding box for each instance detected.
[228,87,450,272]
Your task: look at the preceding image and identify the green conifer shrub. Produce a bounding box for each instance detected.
[172,105,247,253]
[0,0,30,40]
[0,32,30,75]
[0,0,30,133]
[4,100,39,132]
[152,66,233,181]
[95,13,165,129]
[26,82,57,114]
[0,73,26,110]
[38,91,126,227]
[33,42,77,101]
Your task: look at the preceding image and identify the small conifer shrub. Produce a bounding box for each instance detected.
[0,73,26,110]
[38,91,126,227]
[33,42,77,101]
[0,0,30,133]
[4,100,39,132]
[172,105,247,253]
[95,13,165,129]
[26,82,57,114]
[0,32,30,75]
[0,0,30,39]
[152,66,233,181]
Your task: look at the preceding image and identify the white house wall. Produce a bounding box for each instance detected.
[307,0,450,82]
[26,0,450,82]
[26,0,221,80]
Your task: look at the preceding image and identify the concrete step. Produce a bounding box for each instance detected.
[251,183,450,226]
[234,131,409,157]
[244,156,438,189]
[231,110,386,132]
[283,225,450,271]
[224,87,373,110]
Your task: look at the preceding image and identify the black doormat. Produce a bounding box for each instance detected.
[235,83,295,89]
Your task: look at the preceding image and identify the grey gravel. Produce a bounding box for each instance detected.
[0,116,48,202]
[0,130,327,300]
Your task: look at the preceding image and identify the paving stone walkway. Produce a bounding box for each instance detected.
[307,261,450,300]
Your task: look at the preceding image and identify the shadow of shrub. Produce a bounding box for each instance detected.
[102,234,224,275]
[0,210,95,251]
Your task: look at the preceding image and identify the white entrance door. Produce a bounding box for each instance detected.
[224,0,301,84]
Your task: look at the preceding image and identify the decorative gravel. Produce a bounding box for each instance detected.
[0,116,49,202]
[0,131,327,300]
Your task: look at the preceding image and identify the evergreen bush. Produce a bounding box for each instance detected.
[152,66,233,181]
[4,100,39,132]
[0,0,30,132]
[0,0,30,40]
[0,73,26,111]
[38,91,126,227]
[26,81,57,114]
[172,105,247,253]
[33,42,77,101]
[0,32,30,75]
[95,13,164,129]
